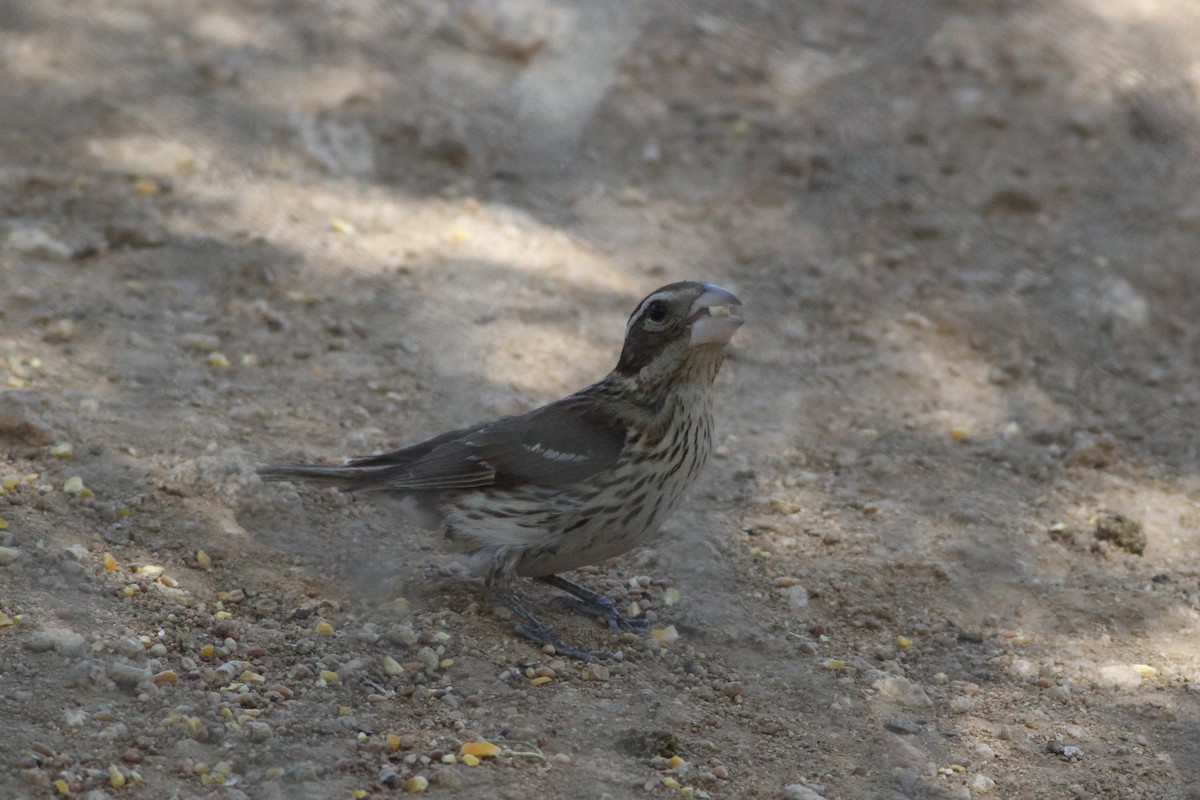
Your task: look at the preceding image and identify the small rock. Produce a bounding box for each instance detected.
[783,784,825,800]
[64,708,89,728]
[885,714,923,735]
[5,225,73,260]
[784,584,809,610]
[1064,431,1118,468]
[0,546,22,566]
[181,334,222,353]
[872,675,933,708]
[1094,664,1143,690]
[1094,512,1145,555]
[63,544,90,562]
[108,662,151,688]
[970,774,997,793]
[96,722,129,741]
[26,628,87,657]
[0,391,55,445]
[104,217,168,249]
[43,319,80,344]
[385,623,419,647]
[244,721,273,743]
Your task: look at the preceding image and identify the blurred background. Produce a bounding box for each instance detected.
[2,1,1200,798]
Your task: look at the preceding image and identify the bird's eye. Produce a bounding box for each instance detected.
[644,300,669,323]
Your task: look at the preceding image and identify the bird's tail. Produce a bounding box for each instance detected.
[257,463,383,491]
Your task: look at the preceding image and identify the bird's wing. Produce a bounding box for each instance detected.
[471,394,628,486]
[348,393,627,493]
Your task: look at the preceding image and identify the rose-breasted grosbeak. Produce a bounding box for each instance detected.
[260,281,743,660]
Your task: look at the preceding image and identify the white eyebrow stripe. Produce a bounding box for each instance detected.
[627,291,672,335]
[522,442,591,463]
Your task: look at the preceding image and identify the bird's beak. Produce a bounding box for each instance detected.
[687,284,744,346]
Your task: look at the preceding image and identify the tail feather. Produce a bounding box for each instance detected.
[257,463,390,491]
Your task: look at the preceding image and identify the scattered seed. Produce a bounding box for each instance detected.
[386,734,402,751]
[406,775,429,793]
[651,625,680,643]
[207,352,231,368]
[108,764,126,788]
[314,620,334,635]
[196,550,211,569]
[530,676,552,687]
[103,552,117,571]
[663,587,681,606]
[461,754,481,767]
[50,442,74,458]
[823,659,845,670]
[319,670,339,684]
[460,742,502,758]
[897,635,913,648]
[1132,664,1158,677]
[382,656,404,676]
[667,756,685,769]
[63,476,88,495]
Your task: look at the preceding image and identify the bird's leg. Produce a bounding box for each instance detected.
[539,574,651,633]
[488,586,620,663]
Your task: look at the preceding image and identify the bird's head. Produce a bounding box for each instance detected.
[614,282,743,387]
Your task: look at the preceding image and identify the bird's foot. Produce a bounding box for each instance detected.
[490,587,621,663]
[558,595,652,633]
[540,574,651,633]
[512,621,620,663]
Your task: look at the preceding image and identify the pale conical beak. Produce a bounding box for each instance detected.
[688,284,744,346]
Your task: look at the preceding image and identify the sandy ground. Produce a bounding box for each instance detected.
[3,1,1200,798]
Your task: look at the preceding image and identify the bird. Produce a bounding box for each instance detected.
[259,281,743,660]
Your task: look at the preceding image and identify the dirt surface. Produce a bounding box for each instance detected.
[3,1,1200,798]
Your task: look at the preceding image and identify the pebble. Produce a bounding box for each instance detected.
[43,319,80,344]
[415,647,440,673]
[884,714,923,735]
[871,675,933,708]
[386,623,420,647]
[64,709,89,728]
[1064,431,1118,469]
[0,390,54,445]
[26,628,87,657]
[970,773,997,793]
[96,723,129,741]
[1094,512,1146,555]
[1094,664,1143,690]
[783,784,825,800]
[108,633,144,662]
[244,721,273,743]
[5,224,74,260]
[0,546,22,566]
[181,333,222,353]
[108,663,151,687]
[783,584,809,610]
